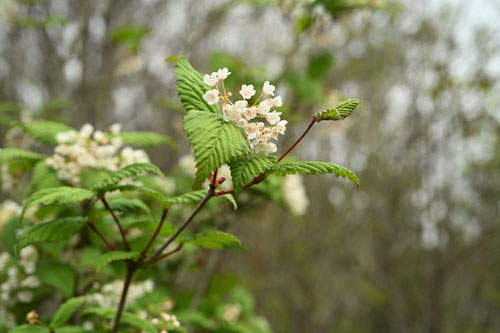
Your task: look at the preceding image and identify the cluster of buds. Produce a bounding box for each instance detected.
[46,123,149,185]
[202,68,287,155]
[222,303,242,323]
[26,310,38,325]
[151,312,181,332]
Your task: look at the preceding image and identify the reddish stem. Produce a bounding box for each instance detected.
[143,244,183,267]
[101,197,130,251]
[87,221,116,251]
[278,118,316,162]
[140,208,168,258]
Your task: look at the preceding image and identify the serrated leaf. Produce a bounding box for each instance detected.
[169,55,220,114]
[273,161,359,186]
[313,98,362,122]
[183,231,241,249]
[223,194,238,210]
[95,251,139,272]
[9,325,49,333]
[18,217,86,249]
[92,163,164,193]
[50,296,86,327]
[79,168,112,189]
[166,190,208,207]
[120,132,176,149]
[22,187,94,219]
[0,148,45,163]
[184,111,249,189]
[106,198,150,214]
[31,160,62,192]
[229,156,277,194]
[83,308,156,333]
[37,262,76,298]
[23,121,74,145]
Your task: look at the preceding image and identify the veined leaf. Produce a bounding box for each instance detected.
[312,98,362,122]
[79,169,112,189]
[168,55,220,114]
[183,231,241,249]
[18,217,87,249]
[273,161,359,186]
[0,148,45,163]
[95,251,140,272]
[92,163,164,193]
[22,187,94,219]
[166,190,208,207]
[50,296,86,327]
[229,156,277,194]
[38,262,76,298]
[120,131,176,149]
[31,160,62,192]
[9,325,49,333]
[105,198,150,214]
[23,121,74,145]
[222,194,238,210]
[184,111,249,189]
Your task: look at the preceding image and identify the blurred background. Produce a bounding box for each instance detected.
[1,0,500,332]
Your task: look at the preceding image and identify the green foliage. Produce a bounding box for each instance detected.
[229,156,277,194]
[31,160,62,192]
[307,51,334,79]
[0,148,45,163]
[120,131,176,148]
[79,169,112,189]
[50,297,86,327]
[167,55,220,114]
[22,187,94,219]
[183,231,241,249]
[9,325,49,333]
[95,251,140,272]
[273,161,359,186]
[184,111,249,189]
[92,163,164,194]
[1,217,22,255]
[112,25,150,53]
[312,98,362,122]
[17,217,87,249]
[105,198,150,214]
[166,190,208,207]
[37,262,76,298]
[22,121,74,145]
[84,308,156,333]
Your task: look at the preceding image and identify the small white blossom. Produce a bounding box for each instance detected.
[272,96,283,107]
[266,111,282,125]
[203,89,219,105]
[79,124,94,138]
[203,72,219,86]
[217,67,231,80]
[243,106,258,120]
[282,174,309,215]
[239,84,256,99]
[263,81,275,96]
[109,123,122,134]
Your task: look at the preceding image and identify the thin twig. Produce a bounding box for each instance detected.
[147,188,215,263]
[87,221,116,251]
[143,244,183,267]
[141,208,168,258]
[278,118,316,162]
[112,264,136,333]
[101,197,130,251]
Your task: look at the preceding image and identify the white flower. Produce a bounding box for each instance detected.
[93,130,105,142]
[80,124,94,138]
[272,96,283,107]
[203,89,219,105]
[239,84,256,99]
[266,111,282,125]
[217,67,231,80]
[109,123,122,134]
[203,72,219,86]
[20,276,40,288]
[276,120,287,135]
[282,174,309,215]
[222,104,241,122]
[236,118,248,127]
[263,81,275,96]
[56,131,77,144]
[17,290,33,303]
[258,99,272,115]
[243,106,258,120]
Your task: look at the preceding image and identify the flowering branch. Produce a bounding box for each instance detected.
[101,197,130,251]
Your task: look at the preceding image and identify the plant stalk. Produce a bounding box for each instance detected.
[112,263,136,333]
[101,197,130,251]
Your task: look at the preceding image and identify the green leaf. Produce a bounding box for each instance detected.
[2,217,22,255]
[168,55,220,114]
[105,198,150,214]
[54,326,91,333]
[9,325,49,333]
[184,111,249,189]
[37,262,76,298]
[273,161,359,186]
[223,194,238,210]
[183,231,241,249]
[312,98,362,122]
[0,148,45,163]
[23,121,74,145]
[307,51,334,79]
[79,169,112,189]
[22,187,94,219]
[92,163,163,193]
[229,156,277,194]
[31,160,62,192]
[18,217,86,249]
[95,251,140,272]
[120,132,176,149]
[83,308,156,333]
[50,296,86,327]
[166,190,208,207]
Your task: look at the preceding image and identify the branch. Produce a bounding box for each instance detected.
[146,188,215,263]
[87,221,116,251]
[140,208,168,258]
[101,197,130,251]
[143,244,183,267]
[112,263,136,333]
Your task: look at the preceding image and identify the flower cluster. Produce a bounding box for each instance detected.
[202,68,287,155]
[222,303,242,323]
[151,312,181,332]
[47,123,150,186]
[282,174,309,215]
[86,279,154,308]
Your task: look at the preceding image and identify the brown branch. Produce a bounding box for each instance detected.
[87,221,116,251]
[101,197,130,251]
[143,244,183,267]
[140,208,168,258]
[112,263,136,333]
